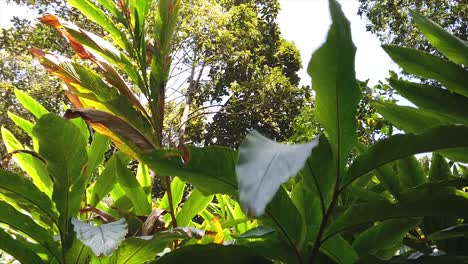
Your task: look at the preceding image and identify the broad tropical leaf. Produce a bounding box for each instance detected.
[352,219,420,259]
[33,114,88,249]
[14,89,49,118]
[159,176,185,211]
[321,235,359,264]
[67,0,131,52]
[0,229,45,264]
[388,78,468,125]
[326,187,468,238]
[89,153,119,206]
[72,218,128,256]
[307,0,361,169]
[113,152,151,215]
[343,125,468,187]
[236,130,319,216]
[85,132,109,184]
[0,201,60,260]
[382,45,468,97]
[176,189,213,227]
[1,128,52,196]
[372,101,468,162]
[150,0,181,143]
[0,169,57,224]
[397,156,426,189]
[410,10,468,66]
[110,228,201,264]
[141,146,238,196]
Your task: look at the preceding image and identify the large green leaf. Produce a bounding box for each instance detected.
[1,128,52,196]
[371,101,459,132]
[0,229,45,264]
[326,187,468,237]
[72,218,127,257]
[307,0,361,169]
[388,78,468,124]
[7,111,34,135]
[14,89,49,118]
[114,152,151,215]
[141,146,238,196]
[0,201,60,260]
[397,156,426,189]
[343,125,468,188]
[89,153,119,206]
[263,186,305,261]
[33,114,88,249]
[0,169,57,225]
[423,153,458,241]
[382,45,468,97]
[321,235,359,264]
[159,176,185,211]
[300,135,335,208]
[65,237,91,264]
[429,153,451,182]
[410,10,468,66]
[85,132,109,184]
[176,189,213,227]
[236,130,318,216]
[136,163,152,202]
[151,244,272,264]
[111,228,197,264]
[352,219,420,259]
[372,101,468,162]
[356,141,401,200]
[67,0,131,52]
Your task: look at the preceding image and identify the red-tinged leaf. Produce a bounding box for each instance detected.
[65,90,84,108]
[29,47,79,83]
[38,14,91,59]
[178,143,190,164]
[37,14,62,28]
[65,108,154,156]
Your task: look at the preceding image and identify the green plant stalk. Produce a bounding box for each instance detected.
[308,173,341,263]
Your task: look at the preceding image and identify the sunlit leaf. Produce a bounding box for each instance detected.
[0,201,60,260]
[176,189,213,227]
[382,45,468,97]
[307,0,361,169]
[14,89,49,118]
[343,125,468,187]
[1,128,52,196]
[33,114,88,249]
[0,229,45,264]
[236,130,318,217]
[72,218,128,257]
[410,10,468,66]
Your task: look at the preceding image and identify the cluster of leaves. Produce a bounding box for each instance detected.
[1,0,468,263]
